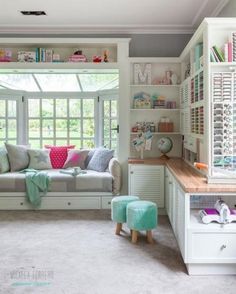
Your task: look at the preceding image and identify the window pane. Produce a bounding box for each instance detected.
[28,99,40,117]
[83,99,94,117]
[79,74,118,91]
[0,74,39,91]
[111,100,117,117]
[42,119,54,138]
[69,99,81,117]
[83,119,94,138]
[104,119,110,138]
[69,139,81,149]
[55,139,69,146]
[28,119,40,138]
[35,74,80,92]
[103,139,110,149]
[8,101,16,117]
[56,99,67,117]
[42,99,54,117]
[69,119,81,137]
[0,100,5,117]
[7,139,17,145]
[111,140,117,150]
[56,119,67,138]
[42,139,54,147]
[0,120,6,139]
[8,119,17,138]
[103,101,110,118]
[29,140,41,149]
[83,139,95,149]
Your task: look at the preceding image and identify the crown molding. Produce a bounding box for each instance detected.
[210,0,230,17]
[0,25,195,35]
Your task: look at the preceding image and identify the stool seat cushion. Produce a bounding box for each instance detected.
[111,195,139,223]
[127,200,157,231]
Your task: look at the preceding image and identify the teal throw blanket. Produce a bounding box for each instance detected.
[20,169,50,208]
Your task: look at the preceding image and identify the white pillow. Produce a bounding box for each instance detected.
[28,149,52,170]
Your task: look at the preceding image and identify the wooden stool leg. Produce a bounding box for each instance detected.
[146,230,154,244]
[115,223,122,235]
[132,230,138,243]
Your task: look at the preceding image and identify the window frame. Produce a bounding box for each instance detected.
[0,89,118,151]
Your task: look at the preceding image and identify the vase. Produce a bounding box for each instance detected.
[171,73,178,85]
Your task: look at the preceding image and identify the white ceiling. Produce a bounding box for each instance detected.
[0,0,230,34]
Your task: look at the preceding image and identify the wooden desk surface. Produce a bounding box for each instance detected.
[128,158,236,193]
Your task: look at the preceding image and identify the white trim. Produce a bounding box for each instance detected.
[0,25,195,35]
[191,0,209,27]
[210,0,230,17]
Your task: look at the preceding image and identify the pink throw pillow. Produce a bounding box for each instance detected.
[63,149,89,170]
[45,145,75,169]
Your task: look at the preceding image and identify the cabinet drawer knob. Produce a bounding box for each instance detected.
[130,171,134,174]
[221,244,227,250]
[20,202,24,206]
[68,202,71,206]
[108,201,111,205]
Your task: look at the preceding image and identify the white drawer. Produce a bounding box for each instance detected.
[101,196,113,209]
[0,196,101,210]
[189,232,236,261]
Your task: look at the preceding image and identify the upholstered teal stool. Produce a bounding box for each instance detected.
[127,200,157,244]
[111,195,139,235]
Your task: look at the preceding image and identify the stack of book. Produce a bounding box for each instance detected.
[35,48,54,62]
[210,42,233,62]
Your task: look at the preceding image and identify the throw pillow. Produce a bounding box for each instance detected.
[5,143,29,172]
[28,149,52,170]
[44,145,75,169]
[84,148,96,168]
[63,149,89,169]
[87,147,114,172]
[0,146,10,173]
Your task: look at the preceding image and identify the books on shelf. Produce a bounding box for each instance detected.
[211,38,235,63]
[211,45,225,62]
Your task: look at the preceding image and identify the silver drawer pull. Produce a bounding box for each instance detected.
[221,244,227,250]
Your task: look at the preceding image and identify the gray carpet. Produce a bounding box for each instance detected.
[0,211,235,294]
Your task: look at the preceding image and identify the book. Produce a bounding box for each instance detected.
[228,41,233,62]
[212,45,225,62]
[210,47,219,62]
[224,43,228,62]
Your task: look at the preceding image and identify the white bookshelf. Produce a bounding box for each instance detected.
[129,57,182,159]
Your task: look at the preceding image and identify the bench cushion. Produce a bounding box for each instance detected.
[0,169,113,193]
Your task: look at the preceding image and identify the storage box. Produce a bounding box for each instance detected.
[0,48,12,62]
[18,51,36,62]
[158,122,174,132]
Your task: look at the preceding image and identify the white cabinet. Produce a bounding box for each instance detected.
[165,167,186,260]
[129,164,164,207]
[165,166,236,274]
[180,19,236,182]
[175,185,186,259]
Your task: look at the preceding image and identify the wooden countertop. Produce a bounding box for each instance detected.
[128,158,236,193]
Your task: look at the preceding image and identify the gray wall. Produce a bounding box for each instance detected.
[218,0,236,17]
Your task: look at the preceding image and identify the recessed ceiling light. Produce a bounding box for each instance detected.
[20,11,46,16]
